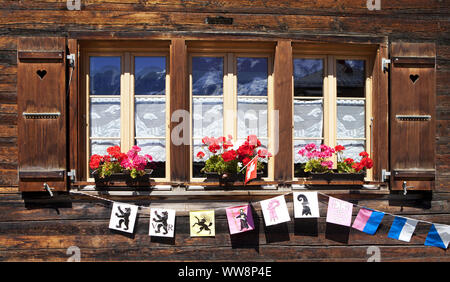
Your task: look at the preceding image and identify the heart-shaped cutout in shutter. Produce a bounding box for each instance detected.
[36,69,47,80]
[409,74,419,83]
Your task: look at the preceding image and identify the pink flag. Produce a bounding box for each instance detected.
[326,197,353,226]
[226,204,255,235]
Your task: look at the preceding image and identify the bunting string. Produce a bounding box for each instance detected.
[70,189,441,225]
[69,188,449,249]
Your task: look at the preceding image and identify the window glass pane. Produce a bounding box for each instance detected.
[135,97,165,138]
[237,97,267,138]
[134,56,166,95]
[337,99,365,139]
[294,99,323,138]
[293,59,323,97]
[136,139,165,178]
[136,139,165,162]
[192,97,223,138]
[89,97,120,138]
[237,57,268,96]
[90,56,121,95]
[192,57,223,95]
[336,59,365,98]
[336,140,365,162]
[90,139,120,155]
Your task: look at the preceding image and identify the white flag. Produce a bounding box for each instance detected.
[149,208,176,238]
[109,202,139,234]
[260,195,290,226]
[293,192,320,218]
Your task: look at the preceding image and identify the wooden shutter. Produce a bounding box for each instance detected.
[17,37,67,192]
[389,42,436,191]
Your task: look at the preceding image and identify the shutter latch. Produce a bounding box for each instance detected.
[402,181,415,196]
[43,183,54,197]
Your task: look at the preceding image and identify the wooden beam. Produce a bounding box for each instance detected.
[169,38,189,182]
[273,40,293,181]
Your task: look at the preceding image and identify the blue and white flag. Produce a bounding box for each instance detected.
[424,224,450,249]
[387,216,418,242]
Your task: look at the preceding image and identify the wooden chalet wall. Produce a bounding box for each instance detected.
[0,0,449,262]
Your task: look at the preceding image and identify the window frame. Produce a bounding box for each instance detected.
[73,40,384,189]
[83,49,171,182]
[188,51,275,182]
[291,51,374,181]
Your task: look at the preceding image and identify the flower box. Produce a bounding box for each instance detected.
[197,135,272,185]
[93,169,153,187]
[310,171,365,181]
[89,145,154,188]
[204,171,263,184]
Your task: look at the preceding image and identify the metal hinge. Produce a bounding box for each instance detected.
[381,169,391,182]
[67,54,75,67]
[67,169,77,182]
[382,58,391,72]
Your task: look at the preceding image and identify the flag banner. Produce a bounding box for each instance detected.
[293,191,320,218]
[424,223,450,249]
[149,208,176,238]
[109,202,139,234]
[260,195,291,226]
[244,156,258,185]
[190,210,215,237]
[352,208,384,235]
[226,204,255,235]
[326,197,353,227]
[388,216,418,242]
[72,189,450,250]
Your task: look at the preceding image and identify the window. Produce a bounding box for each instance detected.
[293,55,372,180]
[190,53,273,180]
[85,52,170,180]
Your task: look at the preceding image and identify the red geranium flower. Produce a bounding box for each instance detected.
[241,157,252,166]
[89,154,103,169]
[222,149,237,162]
[222,140,233,150]
[335,145,345,152]
[359,151,369,158]
[196,151,205,159]
[208,143,221,154]
[257,149,272,158]
[344,158,354,165]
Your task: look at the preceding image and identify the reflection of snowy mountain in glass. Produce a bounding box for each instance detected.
[237,57,267,96]
[294,59,323,97]
[90,98,120,137]
[135,97,166,137]
[294,100,323,138]
[337,60,365,87]
[192,98,223,138]
[90,57,121,95]
[135,66,166,95]
[337,100,365,138]
[337,60,365,97]
[192,57,223,95]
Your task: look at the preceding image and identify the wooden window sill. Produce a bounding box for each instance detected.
[71,179,388,193]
